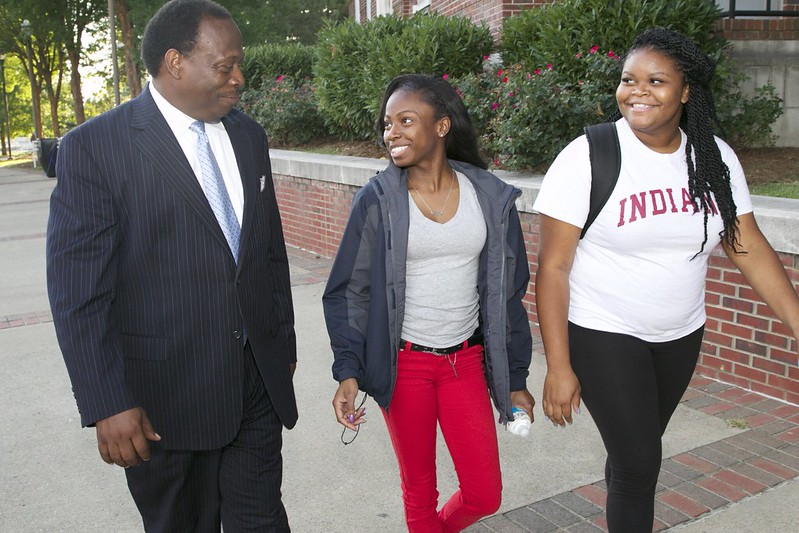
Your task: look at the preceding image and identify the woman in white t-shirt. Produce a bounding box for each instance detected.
[534,27,799,532]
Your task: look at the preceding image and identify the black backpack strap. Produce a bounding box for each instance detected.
[581,122,621,239]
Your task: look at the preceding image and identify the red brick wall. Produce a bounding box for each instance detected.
[431,0,545,37]
[352,0,799,41]
[715,16,799,40]
[350,0,548,37]
[700,250,799,404]
[274,172,799,404]
[274,175,355,258]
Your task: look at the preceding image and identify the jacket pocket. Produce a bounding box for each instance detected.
[120,333,169,361]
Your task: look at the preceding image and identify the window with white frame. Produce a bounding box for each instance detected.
[376,0,392,16]
[413,0,431,14]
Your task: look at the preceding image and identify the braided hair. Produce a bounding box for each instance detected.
[617,27,740,255]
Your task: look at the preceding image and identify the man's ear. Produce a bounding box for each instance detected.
[163,49,182,79]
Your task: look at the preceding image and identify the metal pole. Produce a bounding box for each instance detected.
[0,56,12,159]
[109,0,120,106]
[21,20,42,139]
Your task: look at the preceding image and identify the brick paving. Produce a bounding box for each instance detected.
[280,247,799,533]
[467,376,799,532]
[7,244,798,531]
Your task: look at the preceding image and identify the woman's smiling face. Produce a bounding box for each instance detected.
[616,48,690,151]
[382,89,448,168]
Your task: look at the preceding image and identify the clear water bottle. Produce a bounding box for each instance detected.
[507,407,532,437]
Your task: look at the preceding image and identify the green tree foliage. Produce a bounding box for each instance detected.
[0,0,106,136]
[228,0,348,45]
[0,55,34,139]
[126,0,348,50]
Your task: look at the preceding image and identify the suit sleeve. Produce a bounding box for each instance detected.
[260,130,297,363]
[506,205,533,391]
[46,132,137,426]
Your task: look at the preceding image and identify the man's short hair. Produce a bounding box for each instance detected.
[141,0,232,78]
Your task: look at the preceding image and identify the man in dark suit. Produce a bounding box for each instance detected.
[46,0,297,530]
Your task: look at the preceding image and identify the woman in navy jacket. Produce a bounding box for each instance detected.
[323,74,535,532]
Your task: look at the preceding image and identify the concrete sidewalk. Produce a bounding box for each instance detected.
[1,165,797,532]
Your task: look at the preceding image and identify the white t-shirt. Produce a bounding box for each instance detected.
[402,172,487,347]
[533,118,753,342]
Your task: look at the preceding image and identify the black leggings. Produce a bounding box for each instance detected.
[569,322,704,533]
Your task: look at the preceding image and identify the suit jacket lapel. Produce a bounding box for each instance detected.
[222,112,258,273]
[131,87,232,256]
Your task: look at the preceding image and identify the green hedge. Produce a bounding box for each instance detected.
[454,50,621,170]
[239,3,782,165]
[240,77,329,146]
[242,43,315,89]
[313,13,494,140]
[501,0,725,79]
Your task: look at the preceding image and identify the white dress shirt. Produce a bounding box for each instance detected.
[149,82,244,225]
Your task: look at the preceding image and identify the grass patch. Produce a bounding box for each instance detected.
[0,156,34,169]
[725,418,750,430]
[749,182,799,199]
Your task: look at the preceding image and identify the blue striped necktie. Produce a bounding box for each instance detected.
[190,120,240,262]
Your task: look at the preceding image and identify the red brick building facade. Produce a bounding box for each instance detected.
[350,0,799,40]
[351,0,549,37]
[716,0,799,40]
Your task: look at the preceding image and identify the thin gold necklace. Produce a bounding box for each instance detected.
[409,169,456,217]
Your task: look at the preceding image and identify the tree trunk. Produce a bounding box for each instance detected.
[48,66,64,137]
[116,0,141,96]
[33,83,43,139]
[66,47,85,124]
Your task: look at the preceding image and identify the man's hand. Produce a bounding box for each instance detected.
[95,407,161,468]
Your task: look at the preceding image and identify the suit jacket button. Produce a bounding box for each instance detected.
[233,330,242,339]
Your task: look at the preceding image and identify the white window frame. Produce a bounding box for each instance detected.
[376,0,392,16]
[413,0,431,14]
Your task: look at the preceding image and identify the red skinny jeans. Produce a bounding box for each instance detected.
[382,343,502,532]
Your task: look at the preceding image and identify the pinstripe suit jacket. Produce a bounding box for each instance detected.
[46,86,298,450]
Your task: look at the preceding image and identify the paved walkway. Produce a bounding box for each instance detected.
[287,251,799,533]
[1,164,798,532]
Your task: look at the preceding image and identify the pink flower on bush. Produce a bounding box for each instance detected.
[526,72,532,79]
[501,76,508,83]
[508,91,514,97]
[491,102,498,111]
[590,45,599,54]
[483,55,490,61]
[442,73,449,80]
[547,63,553,70]
[534,68,541,75]
[497,68,504,76]
[608,50,616,58]
[575,52,582,58]
[276,75,284,82]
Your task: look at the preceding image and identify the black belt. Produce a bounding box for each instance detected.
[399,330,483,356]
